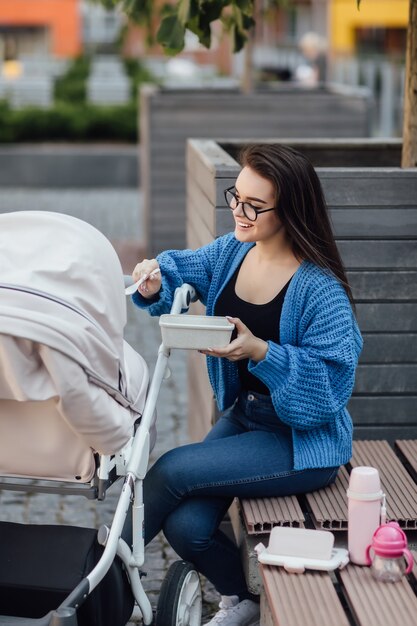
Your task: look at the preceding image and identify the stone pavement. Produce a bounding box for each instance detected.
[0,188,220,623]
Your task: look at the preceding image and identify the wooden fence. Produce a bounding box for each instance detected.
[186,138,417,443]
[140,84,372,257]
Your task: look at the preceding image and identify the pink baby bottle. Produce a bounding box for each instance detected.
[366,522,413,582]
[347,466,386,565]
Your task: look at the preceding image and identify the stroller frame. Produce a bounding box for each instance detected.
[0,282,199,626]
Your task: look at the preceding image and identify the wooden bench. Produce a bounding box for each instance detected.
[229,440,417,624]
[260,552,417,626]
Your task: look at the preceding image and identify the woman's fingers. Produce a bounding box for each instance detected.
[131,260,161,296]
[132,259,159,282]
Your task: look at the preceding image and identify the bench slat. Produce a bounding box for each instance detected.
[339,563,417,626]
[308,441,417,530]
[306,465,349,530]
[243,440,417,533]
[241,496,304,534]
[396,440,417,477]
[351,440,417,528]
[260,565,350,626]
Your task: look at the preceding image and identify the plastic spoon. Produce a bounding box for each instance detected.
[125,268,161,296]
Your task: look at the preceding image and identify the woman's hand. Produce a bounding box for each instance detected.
[200,317,268,362]
[132,259,161,298]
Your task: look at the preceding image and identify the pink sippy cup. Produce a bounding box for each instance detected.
[365,522,414,582]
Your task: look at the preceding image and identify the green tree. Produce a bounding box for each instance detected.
[94,0,417,167]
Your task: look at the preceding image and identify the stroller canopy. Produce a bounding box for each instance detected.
[0,211,148,460]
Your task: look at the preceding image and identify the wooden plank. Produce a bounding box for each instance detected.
[186,217,212,251]
[215,181,239,207]
[150,92,369,111]
[348,396,417,425]
[356,304,417,331]
[187,141,221,206]
[339,563,417,626]
[354,364,417,393]
[218,143,401,169]
[187,138,238,176]
[353,421,417,438]
[217,138,401,167]
[309,442,417,531]
[186,205,213,250]
[187,350,214,442]
[353,425,417,441]
[351,441,417,528]
[360,334,417,363]
[216,207,235,237]
[149,121,370,140]
[348,271,417,301]
[306,466,349,530]
[395,440,417,478]
[187,176,216,238]
[331,209,417,238]
[337,241,417,269]
[260,565,350,626]
[240,495,305,534]
[319,170,417,206]
[208,205,417,240]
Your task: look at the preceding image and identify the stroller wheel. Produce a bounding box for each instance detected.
[155,560,202,626]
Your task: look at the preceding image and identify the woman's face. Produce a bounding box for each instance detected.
[231,166,283,243]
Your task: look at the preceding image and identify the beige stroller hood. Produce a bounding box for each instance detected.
[0,211,149,480]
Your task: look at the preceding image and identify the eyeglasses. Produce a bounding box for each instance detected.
[224,187,276,222]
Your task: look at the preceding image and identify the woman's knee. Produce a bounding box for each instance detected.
[163,509,198,558]
[145,447,191,494]
[163,501,222,559]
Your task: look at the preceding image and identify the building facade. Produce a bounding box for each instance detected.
[330,0,409,56]
[0,0,81,61]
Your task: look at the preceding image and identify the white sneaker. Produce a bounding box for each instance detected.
[204,595,260,625]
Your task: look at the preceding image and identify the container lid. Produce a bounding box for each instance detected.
[159,314,234,331]
[349,465,381,498]
[370,522,409,557]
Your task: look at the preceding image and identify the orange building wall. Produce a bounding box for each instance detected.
[0,0,81,57]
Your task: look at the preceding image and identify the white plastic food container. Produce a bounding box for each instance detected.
[159,314,234,350]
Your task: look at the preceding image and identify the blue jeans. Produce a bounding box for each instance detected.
[144,390,338,598]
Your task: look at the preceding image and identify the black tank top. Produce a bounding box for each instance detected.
[214,262,291,395]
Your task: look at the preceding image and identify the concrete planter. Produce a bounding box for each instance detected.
[186,138,417,442]
[0,144,138,188]
[140,84,372,257]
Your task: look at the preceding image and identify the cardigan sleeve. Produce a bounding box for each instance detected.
[131,235,230,316]
[248,285,363,430]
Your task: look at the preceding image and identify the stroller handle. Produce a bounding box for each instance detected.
[123,275,198,313]
[170,283,198,314]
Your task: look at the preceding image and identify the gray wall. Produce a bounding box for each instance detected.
[186,138,417,442]
[140,84,372,257]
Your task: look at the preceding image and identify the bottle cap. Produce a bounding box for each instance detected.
[347,466,382,500]
[370,522,408,558]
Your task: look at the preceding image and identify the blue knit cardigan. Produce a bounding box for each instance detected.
[133,233,363,470]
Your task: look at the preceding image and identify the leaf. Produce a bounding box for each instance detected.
[241,14,255,30]
[156,15,186,54]
[120,0,153,25]
[200,0,229,22]
[187,14,212,49]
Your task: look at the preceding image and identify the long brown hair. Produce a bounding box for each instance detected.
[239,143,354,307]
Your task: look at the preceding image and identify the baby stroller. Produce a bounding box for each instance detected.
[0,211,202,626]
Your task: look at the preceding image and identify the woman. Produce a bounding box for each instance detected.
[132,144,362,626]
